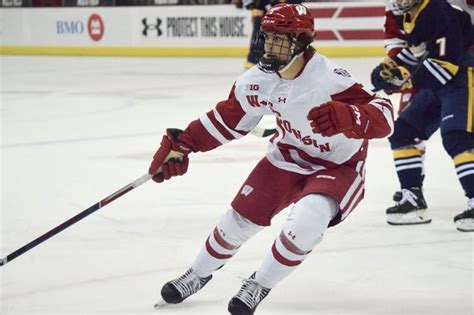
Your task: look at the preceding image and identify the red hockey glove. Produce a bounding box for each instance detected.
[148,129,193,183]
[307,101,366,138]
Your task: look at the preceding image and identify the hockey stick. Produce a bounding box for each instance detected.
[250,126,276,137]
[0,173,152,267]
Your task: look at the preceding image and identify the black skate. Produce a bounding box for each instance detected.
[386,187,430,225]
[228,272,271,315]
[154,268,212,307]
[453,199,474,232]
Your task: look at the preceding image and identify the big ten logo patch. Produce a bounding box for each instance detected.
[245,84,259,91]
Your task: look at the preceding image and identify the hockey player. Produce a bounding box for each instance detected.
[149,4,394,314]
[371,0,474,231]
[374,2,429,205]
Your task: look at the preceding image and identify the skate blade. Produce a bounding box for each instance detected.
[387,210,431,225]
[154,299,169,309]
[455,218,474,232]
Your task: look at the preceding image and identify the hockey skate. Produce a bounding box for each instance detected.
[453,199,474,232]
[386,187,431,225]
[228,272,271,315]
[154,268,212,307]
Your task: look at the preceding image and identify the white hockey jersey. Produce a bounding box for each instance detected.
[182,51,394,175]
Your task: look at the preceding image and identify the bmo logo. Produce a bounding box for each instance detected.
[88,14,104,41]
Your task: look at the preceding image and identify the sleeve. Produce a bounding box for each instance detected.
[177,84,263,153]
[332,83,395,139]
[383,8,406,58]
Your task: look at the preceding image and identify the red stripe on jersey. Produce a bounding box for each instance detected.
[271,242,302,266]
[308,8,337,18]
[213,227,240,250]
[279,149,314,170]
[206,110,235,141]
[215,85,249,134]
[279,232,311,256]
[205,237,233,259]
[277,143,340,169]
[339,6,385,17]
[339,30,385,40]
[181,119,222,153]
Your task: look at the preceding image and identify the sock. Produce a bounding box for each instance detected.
[453,151,474,199]
[192,209,263,278]
[255,194,337,288]
[393,146,423,189]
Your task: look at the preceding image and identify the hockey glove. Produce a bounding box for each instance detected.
[371,64,413,92]
[148,129,193,183]
[371,63,400,92]
[307,101,367,138]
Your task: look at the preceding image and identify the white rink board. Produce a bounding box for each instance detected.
[1,2,386,50]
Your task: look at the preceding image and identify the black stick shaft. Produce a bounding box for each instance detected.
[0,173,151,266]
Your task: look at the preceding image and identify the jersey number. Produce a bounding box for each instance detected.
[436,37,446,57]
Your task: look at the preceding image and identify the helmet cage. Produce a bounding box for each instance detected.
[255,31,300,73]
[389,0,421,15]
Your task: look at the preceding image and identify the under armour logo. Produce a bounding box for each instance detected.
[278,97,286,103]
[241,184,254,196]
[288,231,296,240]
[142,18,162,36]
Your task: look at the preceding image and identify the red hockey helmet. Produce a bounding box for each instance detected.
[256,4,315,73]
[261,4,315,42]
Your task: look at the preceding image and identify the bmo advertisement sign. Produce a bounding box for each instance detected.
[1,8,127,46]
[56,14,105,42]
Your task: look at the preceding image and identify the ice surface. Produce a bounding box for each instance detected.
[0,56,472,314]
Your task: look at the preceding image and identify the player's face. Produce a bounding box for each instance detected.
[263,32,292,64]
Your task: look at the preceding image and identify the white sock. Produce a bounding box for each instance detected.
[255,194,337,288]
[192,209,263,278]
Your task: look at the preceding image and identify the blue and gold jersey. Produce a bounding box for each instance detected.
[393,0,474,89]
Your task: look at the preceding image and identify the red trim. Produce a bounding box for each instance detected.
[213,228,240,250]
[183,119,222,152]
[277,143,340,168]
[341,180,364,212]
[215,86,248,135]
[279,232,311,256]
[339,6,385,17]
[339,30,385,40]
[271,242,302,267]
[205,237,233,259]
[279,149,314,170]
[206,111,235,141]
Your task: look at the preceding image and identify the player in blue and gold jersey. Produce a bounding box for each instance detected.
[372,0,474,231]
